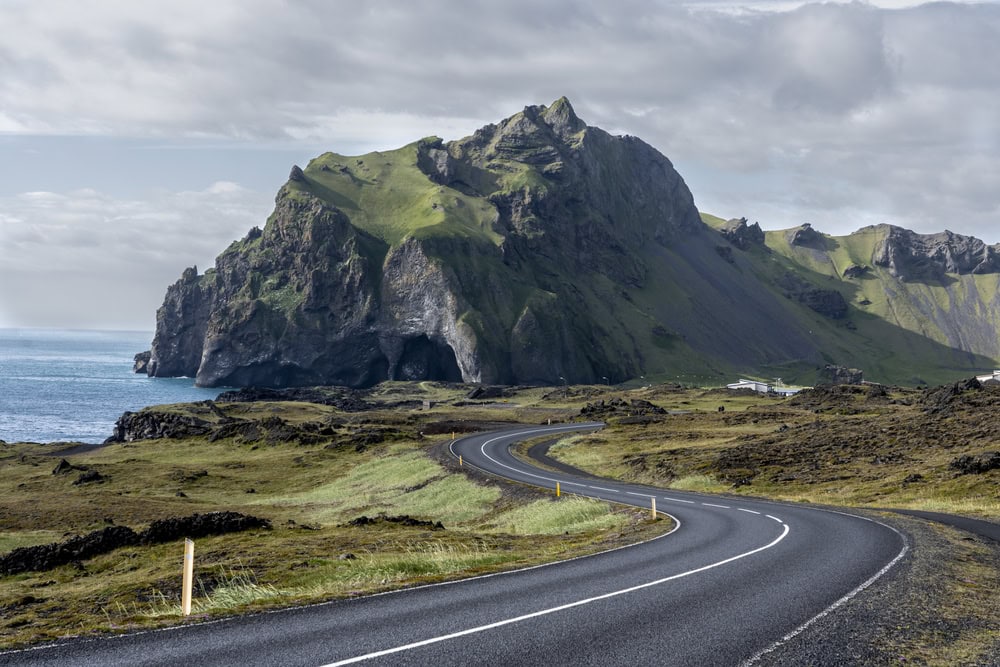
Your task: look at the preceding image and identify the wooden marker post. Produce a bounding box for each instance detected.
[556,482,561,497]
[182,538,194,616]
[651,497,657,519]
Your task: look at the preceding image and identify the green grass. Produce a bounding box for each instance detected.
[489,497,630,535]
[301,143,502,248]
[668,475,727,493]
[0,394,672,649]
[0,530,61,552]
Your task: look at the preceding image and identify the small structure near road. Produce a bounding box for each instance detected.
[726,378,803,396]
[975,370,1000,384]
[727,379,772,393]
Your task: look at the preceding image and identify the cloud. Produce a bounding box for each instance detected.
[0,183,272,328]
[0,1,997,291]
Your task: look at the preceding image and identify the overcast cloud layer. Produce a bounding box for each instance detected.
[1,0,998,329]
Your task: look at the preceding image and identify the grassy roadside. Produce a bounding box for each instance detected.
[0,387,669,649]
[531,382,1000,665]
[3,378,998,661]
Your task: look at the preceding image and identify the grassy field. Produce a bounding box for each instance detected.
[3,379,998,661]
[543,384,1000,519]
[0,385,669,649]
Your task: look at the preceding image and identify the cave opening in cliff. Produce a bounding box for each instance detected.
[394,335,463,382]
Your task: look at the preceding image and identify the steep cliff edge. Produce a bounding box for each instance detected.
[150,98,1000,389]
[146,98,833,387]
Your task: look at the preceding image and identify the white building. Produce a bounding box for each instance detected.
[727,379,772,393]
[726,379,803,396]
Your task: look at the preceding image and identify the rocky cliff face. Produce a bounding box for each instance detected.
[146,99,744,388]
[144,99,1000,388]
[871,224,1000,280]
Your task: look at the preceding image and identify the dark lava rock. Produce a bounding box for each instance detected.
[580,398,666,418]
[0,526,140,575]
[872,224,1000,280]
[106,410,213,443]
[215,386,373,412]
[715,245,735,264]
[719,217,766,251]
[921,377,982,414]
[822,365,864,385]
[842,264,870,279]
[466,385,509,400]
[52,458,81,475]
[776,272,848,319]
[787,223,826,249]
[289,164,306,182]
[140,511,271,544]
[347,515,444,530]
[0,513,271,576]
[73,470,105,485]
[949,451,1000,475]
[777,273,848,319]
[133,350,152,374]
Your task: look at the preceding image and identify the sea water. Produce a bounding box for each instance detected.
[0,329,223,444]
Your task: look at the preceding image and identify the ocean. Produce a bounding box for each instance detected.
[0,329,224,444]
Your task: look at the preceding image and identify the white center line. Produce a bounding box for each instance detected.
[737,508,761,515]
[588,486,618,492]
[322,523,791,666]
[702,502,730,509]
[625,491,654,498]
[766,514,783,523]
[661,497,696,504]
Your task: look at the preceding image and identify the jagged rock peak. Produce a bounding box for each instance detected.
[720,217,766,251]
[869,224,1000,280]
[787,223,826,249]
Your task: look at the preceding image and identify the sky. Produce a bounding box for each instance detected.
[1,0,998,330]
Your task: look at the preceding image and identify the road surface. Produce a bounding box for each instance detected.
[0,423,907,666]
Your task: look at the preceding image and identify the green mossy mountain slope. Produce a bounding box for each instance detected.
[145,99,999,388]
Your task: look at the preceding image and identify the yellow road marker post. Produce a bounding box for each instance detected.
[651,497,657,519]
[459,455,463,466]
[556,482,561,497]
[182,538,194,616]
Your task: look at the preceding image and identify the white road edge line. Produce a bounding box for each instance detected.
[740,513,910,666]
[322,523,791,666]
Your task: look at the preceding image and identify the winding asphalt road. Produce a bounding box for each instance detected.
[0,423,908,666]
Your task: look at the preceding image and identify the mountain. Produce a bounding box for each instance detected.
[142,98,1000,388]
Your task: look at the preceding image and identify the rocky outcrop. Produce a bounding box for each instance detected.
[0,512,270,576]
[142,98,718,388]
[777,273,848,319]
[106,410,213,442]
[949,451,1000,475]
[787,223,826,249]
[132,351,151,374]
[871,225,1000,281]
[215,386,373,411]
[822,365,864,385]
[842,264,870,279]
[719,217,765,251]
